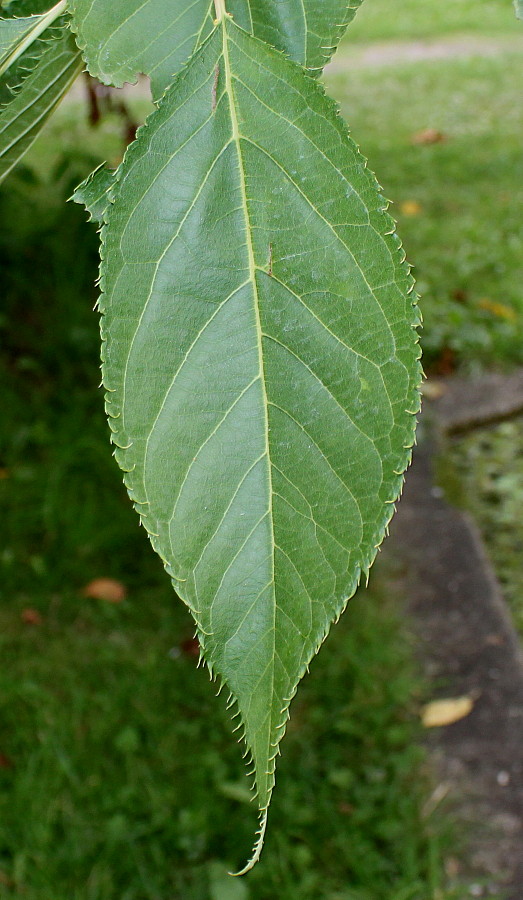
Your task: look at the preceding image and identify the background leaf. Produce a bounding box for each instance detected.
[68,0,365,100]
[100,19,420,866]
[0,1,67,107]
[0,14,48,71]
[0,25,82,183]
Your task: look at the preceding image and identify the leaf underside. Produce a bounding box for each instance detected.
[100,17,420,866]
[0,4,68,108]
[0,14,42,70]
[0,24,82,183]
[68,0,365,100]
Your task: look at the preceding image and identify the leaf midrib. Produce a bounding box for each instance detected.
[220,17,277,789]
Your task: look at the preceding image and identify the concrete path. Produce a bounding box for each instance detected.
[327,34,523,73]
[385,372,523,897]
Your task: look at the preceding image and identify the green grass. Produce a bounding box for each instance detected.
[441,420,523,633]
[326,50,523,372]
[344,0,519,43]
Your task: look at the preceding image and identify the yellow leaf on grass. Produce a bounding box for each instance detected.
[400,200,423,217]
[478,298,516,321]
[421,696,474,728]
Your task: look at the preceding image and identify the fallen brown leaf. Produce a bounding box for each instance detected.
[421,696,474,728]
[485,633,504,647]
[181,638,200,658]
[21,608,42,625]
[82,577,127,603]
[411,128,447,145]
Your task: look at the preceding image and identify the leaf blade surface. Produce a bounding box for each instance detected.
[100,18,420,863]
[68,0,364,99]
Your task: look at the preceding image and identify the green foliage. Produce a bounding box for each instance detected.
[0,1,69,106]
[0,2,82,182]
[1,0,422,866]
[0,15,46,74]
[68,0,364,100]
[0,25,81,182]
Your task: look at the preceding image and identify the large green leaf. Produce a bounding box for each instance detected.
[68,0,364,100]
[0,25,82,182]
[100,16,420,868]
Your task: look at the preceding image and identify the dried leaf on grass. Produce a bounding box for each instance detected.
[411,128,447,145]
[82,577,126,603]
[421,696,474,728]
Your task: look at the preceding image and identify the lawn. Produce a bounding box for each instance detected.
[1,0,522,896]
[343,0,518,43]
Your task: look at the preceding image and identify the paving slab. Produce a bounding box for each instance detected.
[385,374,523,897]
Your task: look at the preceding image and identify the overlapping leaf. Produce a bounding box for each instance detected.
[68,0,364,100]
[0,24,82,182]
[0,14,44,70]
[0,1,67,105]
[99,16,420,868]
[72,163,117,223]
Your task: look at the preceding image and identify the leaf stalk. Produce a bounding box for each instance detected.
[214,0,227,21]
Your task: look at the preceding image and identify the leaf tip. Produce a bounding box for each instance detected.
[229,808,268,876]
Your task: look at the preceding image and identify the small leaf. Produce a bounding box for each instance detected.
[0,2,66,77]
[400,200,423,217]
[478,298,516,321]
[100,17,420,868]
[82,577,127,602]
[0,1,68,106]
[410,128,447,146]
[0,14,44,71]
[421,697,474,728]
[21,607,42,624]
[0,26,82,182]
